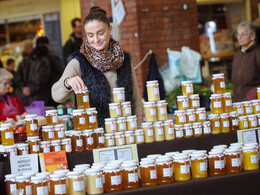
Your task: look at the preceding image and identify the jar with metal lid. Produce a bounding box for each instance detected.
[94,128,105,148]
[182,81,193,95]
[224,148,241,174]
[153,121,165,142]
[114,132,125,146]
[46,110,59,126]
[116,117,126,132]
[50,140,61,152]
[5,145,17,160]
[83,129,97,151]
[121,102,132,117]
[233,102,244,116]
[186,109,196,123]
[71,131,84,153]
[72,109,87,130]
[144,102,157,122]
[163,120,175,140]
[223,92,232,113]
[85,168,104,194]
[40,141,51,153]
[76,87,90,109]
[177,95,189,110]
[193,122,202,137]
[126,116,137,131]
[103,165,122,192]
[208,114,220,134]
[242,146,259,170]
[105,133,115,147]
[141,122,155,143]
[189,94,200,109]
[31,176,49,195]
[66,171,85,195]
[248,115,258,128]
[16,175,32,195]
[121,163,139,190]
[85,108,98,129]
[0,123,14,146]
[212,73,226,94]
[16,143,29,156]
[156,100,168,121]
[190,153,208,178]
[208,151,225,176]
[54,124,65,140]
[27,136,40,154]
[25,114,39,137]
[174,110,186,125]
[238,116,248,130]
[112,87,125,103]
[202,121,211,135]
[258,87,260,99]
[134,129,144,144]
[124,131,135,145]
[105,118,117,133]
[220,113,230,133]
[146,80,160,102]
[174,124,184,139]
[42,125,55,141]
[50,173,67,195]
[210,94,224,114]
[140,159,157,187]
[109,103,122,118]
[60,138,71,153]
[173,153,190,181]
[156,157,174,184]
[251,99,260,114]
[195,108,206,122]
[229,111,239,131]
[243,101,253,115]
[183,123,193,138]
[5,174,19,195]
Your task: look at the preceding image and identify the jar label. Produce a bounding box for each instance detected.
[111,123,117,131]
[194,128,202,135]
[188,114,195,122]
[237,108,244,115]
[154,87,159,95]
[55,145,61,151]
[150,169,157,179]
[168,128,174,135]
[30,123,38,131]
[147,130,154,137]
[231,158,241,167]
[215,121,220,128]
[244,121,248,128]
[256,105,260,111]
[118,93,125,100]
[232,119,238,126]
[213,101,221,108]
[96,178,103,188]
[246,107,253,114]
[192,100,200,107]
[36,186,48,195]
[200,162,207,171]
[176,130,183,138]
[79,117,85,125]
[125,107,131,115]
[138,135,144,143]
[214,160,224,169]
[163,168,172,177]
[119,137,125,145]
[128,173,138,182]
[150,108,156,116]
[158,128,164,136]
[220,81,225,88]
[129,136,135,143]
[26,185,32,195]
[102,174,105,184]
[89,116,96,123]
[99,136,105,144]
[43,147,50,153]
[251,155,258,164]
[131,121,137,129]
[76,139,83,147]
[83,95,89,102]
[10,184,17,194]
[48,131,54,139]
[87,137,94,145]
[225,100,232,106]
[65,144,71,152]
[111,175,121,185]
[203,127,211,134]
[116,108,121,116]
[186,129,193,136]
[55,184,66,194]
[58,131,64,138]
[22,150,29,155]
[52,116,58,123]
[5,132,13,139]
[199,113,206,120]
[180,165,190,174]
[179,116,186,123]
[259,119,260,125]
[160,107,167,115]
[119,123,126,130]
[73,181,84,191]
[108,139,114,146]
[223,121,229,128]
[186,86,193,93]
[251,120,257,127]
[33,145,40,152]
[182,101,189,108]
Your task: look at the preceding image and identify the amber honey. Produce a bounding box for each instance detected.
[243,101,253,115]
[156,100,168,121]
[208,151,225,176]
[210,94,224,114]
[71,131,84,153]
[50,174,67,195]
[256,114,260,127]
[72,109,87,131]
[126,116,137,131]
[146,80,160,102]
[109,103,122,118]
[0,123,14,146]
[121,102,132,117]
[117,117,126,132]
[4,145,17,161]
[242,146,259,171]
[113,87,125,103]
[40,141,51,153]
[124,131,135,145]
[140,160,157,187]
[83,129,97,151]
[121,163,139,190]
[103,165,122,192]
[76,87,90,109]
[173,153,190,181]
[183,124,193,138]
[142,122,155,143]
[202,121,211,135]
[208,114,220,134]
[251,100,260,114]
[115,132,125,146]
[5,174,18,195]
[144,102,157,122]
[42,125,55,141]
[16,143,29,156]
[54,124,65,140]
[94,128,105,148]
[182,81,193,95]
[238,116,248,130]
[50,140,61,152]
[46,110,58,126]
[174,110,186,125]
[233,102,244,116]
[25,114,39,137]
[86,108,98,129]
[193,122,202,137]
[154,121,165,142]
[189,94,200,109]
[229,111,239,131]
[163,120,175,141]
[190,153,208,178]
[212,73,226,94]
[225,148,241,174]
[220,113,230,133]
[16,175,32,195]
[174,124,184,139]
[248,115,258,128]
[195,108,206,122]
[177,95,189,110]
[223,92,232,113]
[156,157,174,184]
[27,136,40,154]
[186,109,196,123]
[61,138,72,153]
[31,176,49,195]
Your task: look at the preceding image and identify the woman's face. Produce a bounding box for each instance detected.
[0,79,12,96]
[84,20,112,51]
[236,26,255,48]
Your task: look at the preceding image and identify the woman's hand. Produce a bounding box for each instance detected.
[65,76,86,92]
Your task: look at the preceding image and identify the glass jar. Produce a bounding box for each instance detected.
[238,116,248,130]
[94,128,105,148]
[50,140,61,152]
[85,108,98,129]
[189,94,200,109]
[5,174,18,195]
[224,148,241,174]
[248,115,257,128]
[251,99,260,114]
[5,145,17,160]
[174,110,186,125]
[76,87,90,109]
[223,92,232,113]
[140,159,157,187]
[229,111,239,131]
[146,80,160,102]
[103,165,122,192]
[116,117,126,132]
[177,95,189,110]
[173,153,191,181]
[126,116,137,131]
[54,124,65,140]
[182,81,193,95]
[46,110,58,126]
[242,146,259,171]
[186,109,196,123]
[61,138,72,153]
[233,102,244,116]
[42,125,55,141]
[66,171,85,195]
[156,156,174,184]
[256,114,260,127]
[243,101,253,115]
[114,132,125,146]
[208,114,220,134]
[121,102,132,117]
[0,123,14,146]
[202,121,211,135]
[109,103,122,118]
[183,123,193,138]
[85,169,104,194]
[113,87,125,103]
[163,120,175,141]
[16,175,32,195]
[134,129,144,144]
[144,102,157,122]
[25,114,39,137]
[212,73,226,94]
[83,129,97,151]
[72,109,87,131]
[124,131,135,145]
[16,143,29,156]
[210,94,224,114]
[195,108,206,122]
[31,176,49,195]
[105,118,117,133]
[121,163,139,190]
[156,100,168,121]
[105,133,115,147]
[258,87,260,99]
[154,121,165,142]
[141,122,155,143]
[190,153,208,179]
[208,151,225,176]
[193,122,202,137]
[50,173,67,195]
[71,131,84,153]
[27,136,40,154]
[174,124,184,139]
[40,141,51,153]
[220,113,230,133]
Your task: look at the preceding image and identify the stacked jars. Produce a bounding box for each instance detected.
[1,123,16,160]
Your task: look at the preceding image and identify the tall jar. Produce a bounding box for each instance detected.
[212,73,226,94]
[121,163,140,190]
[85,108,98,129]
[109,103,122,118]
[251,99,260,114]
[141,122,155,143]
[153,121,165,142]
[94,128,105,148]
[85,169,104,194]
[144,102,157,122]
[243,101,253,115]
[242,146,259,171]
[174,124,184,139]
[50,173,67,195]
[103,165,123,192]
[233,102,244,116]
[189,94,200,109]
[229,111,239,131]
[46,110,58,126]
[208,151,225,176]
[156,100,168,121]
[42,125,55,141]
[186,109,196,123]
[248,115,258,128]
[193,122,202,137]
[27,136,40,154]
[210,94,224,114]
[50,140,61,152]
[224,148,241,174]
[156,157,174,184]
[54,124,65,140]
[112,87,125,103]
[238,116,248,130]
[174,110,186,125]
[0,123,14,146]
[116,117,126,132]
[124,131,135,145]
[72,109,87,131]
[126,116,137,131]
[173,153,191,181]
[202,121,211,135]
[16,143,29,156]
[223,92,233,113]
[71,131,84,153]
[83,129,97,151]
[76,87,90,109]
[25,114,39,137]
[121,102,132,117]
[114,132,125,146]
[177,95,189,110]
[66,171,85,195]
[16,175,32,195]
[195,108,206,122]
[182,81,193,95]
[31,176,49,195]
[60,138,72,153]
[5,174,18,195]
[183,123,193,138]
[104,133,115,147]
[140,159,157,187]
[105,118,117,133]
[190,153,208,179]
[146,80,160,102]
[163,120,175,140]
[134,129,144,144]
[208,114,220,134]
[220,113,230,133]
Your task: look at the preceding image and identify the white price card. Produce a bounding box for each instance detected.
[163,168,172,177]
[231,158,240,167]
[55,184,66,194]
[10,154,39,174]
[251,155,258,164]
[111,175,121,185]
[213,101,222,108]
[89,116,96,123]
[182,101,189,108]
[242,130,257,144]
[37,186,48,195]
[83,95,89,102]
[214,160,224,169]
[200,162,207,171]
[150,109,156,116]
[96,178,103,188]
[148,130,153,137]
[73,181,84,191]
[180,165,189,174]
[150,170,157,179]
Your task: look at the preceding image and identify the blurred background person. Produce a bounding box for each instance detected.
[16,39,34,70]
[5,58,16,92]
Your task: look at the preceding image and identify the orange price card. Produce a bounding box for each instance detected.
[43,151,68,173]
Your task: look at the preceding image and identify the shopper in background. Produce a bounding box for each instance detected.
[232,21,260,102]
[63,17,83,65]
[0,68,26,121]
[52,6,143,128]
[36,36,65,107]
[16,39,34,70]
[5,58,16,92]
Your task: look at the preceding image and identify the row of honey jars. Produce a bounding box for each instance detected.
[40,138,72,153]
[210,92,232,114]
[212,73,226,94]
[238,114,260,130]
[105,115,137,133]
[174,107,207,125]
[146,80,160,102]
[177,94,200,110]
[143,100,168,122]
[109,102,132,118]
[233,100,260,116]
[41,124,65,141]
[72,108,98,130]
[75,87,90,109]
[25,114,39,137]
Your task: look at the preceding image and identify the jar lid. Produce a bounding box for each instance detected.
[213,144,227,149]
[141,157,154,162]
[50,140,61,144]
[117,117,126,121]
[173,153,188,160]
[230,142,243,147]
[248,115,257,119]
[223,92,231,97]
[163,120,173,124]
[83,129,93,134]
[85,108,96,112]
[220,113,229,117]
[114,132,124,136]
[238,116,248,120]
[140,160,155,165]
[61,138,71,143]
[31,176,47,181]
[208,150,223,156]
[242,146,257,151]
[177,95,188,99]
[126,115,137,120]
[4,145,16,149]
[242,101,252,105]
[193,122,202,126]
[208,114,219,119]
[229,111,238,116]
[16,143,28,147]
[50,173,66,179]
[27,136,40,141]
[182,149,196,154]
[121,163,137,168]
[190,152,205,158]
[141,122,153,127]
[202,121,211,125]
[147,154,161,159]
[0,123,12,129]
[72,131,82,135]
[121,101,131,105]
[153,121,163,126]
[72,109,85,114]
[45,110,57,114]
[192,150,207,155]
[183,123,192,128]
[210,94,222,98]
[84,168,101,174]
[35,172,51,177]
[196,107,205,112]
[113,87,124,91]
[174,110,186,114]
[109,103,121,107]
[66,171,81,177]
[22,172,37,177]
[122,160,138,164]
[156,156,171,162]
[233,102,243,106]
[146,80,158,85]
[92,162,107,166]
[225,148,238,153]
[186,109,195,113]
[124,131,134,135]
[105,133,114,136]
[156,100,166,104]
[181,81,192,84]
[174,124,183,128]
[54,170,70,175]
[105,118,117,122]
[94,128,104,133]
[54,124,65,129]
[143,101,156,106]
[42,125,54,130]
[251,99,260,104]
[65,130,74,136]
[135,129,144,133]
[104,165,120,170]
[25,114,37,120]
[165,151,180,157]
[212,73,224,77]
[244,143,258,147]
[5,174,19,180]
[73,168,87,174]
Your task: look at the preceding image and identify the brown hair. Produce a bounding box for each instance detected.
[83,6,110,27]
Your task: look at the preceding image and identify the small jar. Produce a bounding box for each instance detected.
[54,124,65,140]
[156,100,168,121]
[105,133,115,147]
[193,122,202,137]
[251,99,260,114]
[144,102,157,122]
[156,157,174,184]
[229,111,239,131]
[94,128,105,148]
[189,94,200,109]
[256,114,260,127]
[173,153,191,181]
[66,171,85,195]
[243,101,253,115]
[4,145,17,160]
[71,131,84,153]
[146,80,160,102]
[124,131,135,145]
[31,176,49,195]
[109,103,122,118]
[61,138,72,153]
[233,102,244,116]
[163,120,175,141]
[238,116,248,130]
[16,175,32,195]
[242,146,259,171]
[190,153,208,178]
[42,125,55,141]
[140,159,157,187]
[224,148,241,174]
[121,101,132,117]
[174,110,186,125]
[195,108,206,122]
[182,81,193,95]
[27,136,40,154]
[76,87,90,109]
[248,115,258,128]
[50,140,61,152]
[208,114,220,134]
[50,173,67,195]
[212,73,226,94]
[223,92,233,113]
[72,109,87,131]
[85,108,98,129]
[116,117,126,132]
[210,94,224,114]
[5,174,18,195]
[202,121,211,135]
[134,129,144,144]
[174,124,184,139]
[121,163,140,190]
[0,123,14,146]
[85,169,104,194]
[153,121,165,142]
[186,109,196,123]
[105,118,117,133]
[177,95,189,110]
[183,123,193,138]
[141,122,155,143]
[208,151,225,176]
[16,143,29,156]
[126,116,137,131]
[46,110,58,126]
[114,132,125,146]
[103,165,122,192]
[112,87,125,103]
[40,141,51,153]
[83,129,97,151]
[220,113,230,133]
[25,114,39,137]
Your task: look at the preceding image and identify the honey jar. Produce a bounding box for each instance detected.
[71,131,84,153]
[173,153,191,181]
[256,114,260,127]
[144,102,157,122]
[212,73,226,94]
[233,102,244,116]
[174,124,184,139]
[177,95,189,110]
[156,100,168,121]
[258,87,260,99]
[4,145,17,160]
[40,141,51,153]
[85,108,98,129]
[42,125,55,141]
[31,176,49,195]
[5,174,18,195]
[156,156,174,184]
[134,129,144,144]
[210,94,224,114]
[76,87,90,109]
[251,99,260,114]
[242,146,259,171]
[208,150,225,176]
[202,121,211,135]
[16,143,29,155]
[94,128,105,148]
[146,80,160,102]
[186,109,196,123]
[223,92,232,113]
[113,87,125,103]
[84,169,104,194]
[190,152,208,178]
[238,116,248,130]
[208,114,220,134]
[116,117,126,132]
[183,123,193,138]
[83,129,97,151]
[0,123,14,146]
[124,131,135,145]
[50,173,67,195]
[16,175,32,195]
[109,103,122,118]
[220,113,230,133]
[224,148,241,174]
[105,133,115,147]
[46,110,59,126]
[50,140,61,152]
[72,109,87,131]
[105,118,117,133]
[121,163,140,190]
[243,101,253,115]
[66,171,85,195]
[27,136,40,154]
[140,159,157,187]
[61,138,72,153]
[114,132,125,146]
[182,81,193,95]
[54,124,65,140]
[248,115,257,128]
[193,122,202,137]
[189,94,200,109]
[121,102,132,117]
[229,111,239,131]
[25,114,38,137]
[195,108,206,122]
[141,122,155,143]
[163,120,175,141]
[103,165,123,192]
[174,110,186,125]
[153,121,165,142]
[126,116,137,131]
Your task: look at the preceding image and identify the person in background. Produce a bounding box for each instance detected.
[36,36,65,107]
[232,21,260,102]
[0,68,26,121]
[16,39,34,70]
[63,17,83,65]
[5,58,16,92]
[52,6,143,128]
[0,59,3,68]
